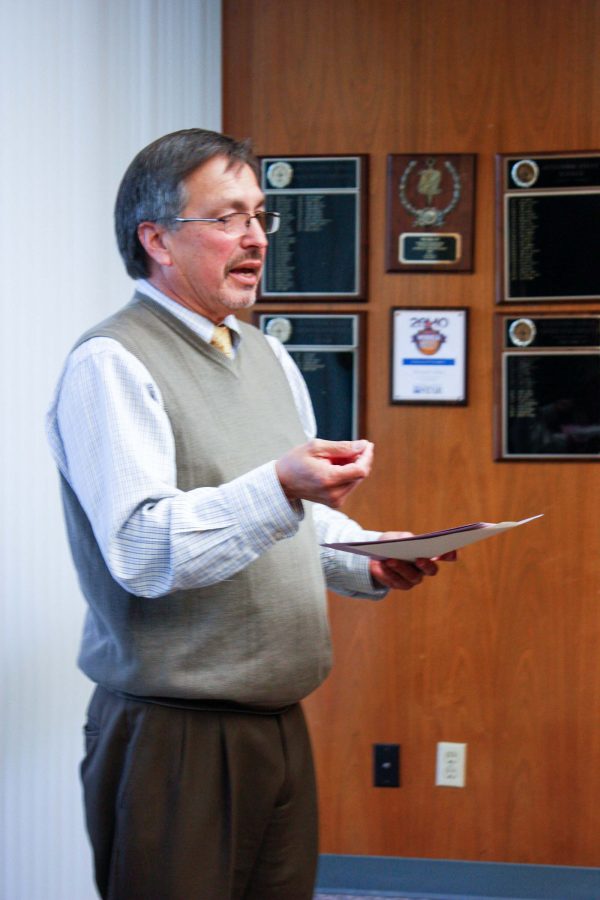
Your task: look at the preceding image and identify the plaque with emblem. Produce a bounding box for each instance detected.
[259,155,368,300]
[496,152,600,302]
[494,313,600,459]
[386,154,476,272]
[255,312,365,440]
[390,307,468,404]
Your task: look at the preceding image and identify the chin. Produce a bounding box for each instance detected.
[222,291,258,311]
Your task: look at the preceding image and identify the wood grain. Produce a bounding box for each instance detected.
[224,0,600,866]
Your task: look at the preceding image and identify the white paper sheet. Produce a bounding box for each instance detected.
[322,514,543,561]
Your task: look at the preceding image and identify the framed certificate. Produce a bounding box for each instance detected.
[391,308,468,404]
[386,154,476,272]
[259,155,368,300]
[255,312,365,440]
[496,152,600,302]
[494,313,600,460]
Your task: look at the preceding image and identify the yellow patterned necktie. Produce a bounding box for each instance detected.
[210,324,233,358]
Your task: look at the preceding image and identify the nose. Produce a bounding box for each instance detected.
[240,216,269,248]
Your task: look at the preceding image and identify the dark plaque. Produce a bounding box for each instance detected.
[259,156,367,300]
[386,154,476,272]
[256,313,364,440]
[494,314,600,460]
[497,152,600,302]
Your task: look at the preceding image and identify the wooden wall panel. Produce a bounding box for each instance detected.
[223,0,600,866]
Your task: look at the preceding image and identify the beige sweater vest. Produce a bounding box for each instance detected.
[62,296,331,707]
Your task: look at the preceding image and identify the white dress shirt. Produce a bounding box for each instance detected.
[46,280,385,600]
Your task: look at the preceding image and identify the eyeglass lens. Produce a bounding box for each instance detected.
[225,211,279,235]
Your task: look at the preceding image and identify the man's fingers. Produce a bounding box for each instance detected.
[276,439,374,507]
[414,557,439,576]
[370,558,423,590]
[312,438,371,461]
[370,550,457,591]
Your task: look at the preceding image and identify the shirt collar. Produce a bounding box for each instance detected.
[135,279,240,348]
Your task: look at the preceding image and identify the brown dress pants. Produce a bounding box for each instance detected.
[81,686,318,900]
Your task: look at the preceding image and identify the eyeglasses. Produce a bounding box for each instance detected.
[172,210,280,236]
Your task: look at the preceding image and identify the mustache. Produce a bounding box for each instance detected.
[225,249,263,275]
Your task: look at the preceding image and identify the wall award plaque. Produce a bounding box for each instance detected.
[259,155,367,300]
[256,313,364,440]
[497,152,600,302]
[386,154,476,272]
[391,308,468,404]
[495,314,600,460]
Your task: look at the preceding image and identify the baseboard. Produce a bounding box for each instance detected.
[316,853,600,899]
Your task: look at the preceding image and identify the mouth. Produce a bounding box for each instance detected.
[226,255,263,287]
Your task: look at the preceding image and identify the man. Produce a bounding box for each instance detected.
[47,128,454,900]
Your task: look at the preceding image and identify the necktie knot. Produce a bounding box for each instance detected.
[210,324,233,358]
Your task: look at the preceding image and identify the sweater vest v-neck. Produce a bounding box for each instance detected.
[61,296,331,707]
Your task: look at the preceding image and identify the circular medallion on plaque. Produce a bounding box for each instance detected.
[509,317,537,347]
[266,161,293,189]
[510,159,540,188]
[265,316,293,343]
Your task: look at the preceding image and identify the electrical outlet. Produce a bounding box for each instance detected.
[435,741,467,787]
[373,743,400,787]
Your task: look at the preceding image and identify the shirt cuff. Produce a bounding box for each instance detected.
[344,550,389,599]
[219,461,303,548]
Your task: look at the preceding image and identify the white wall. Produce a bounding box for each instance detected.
[0,2,221,897]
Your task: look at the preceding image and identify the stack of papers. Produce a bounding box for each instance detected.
[322,515,543,561]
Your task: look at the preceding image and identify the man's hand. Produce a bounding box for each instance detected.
[369,530,457,591]
[276,439,374,509]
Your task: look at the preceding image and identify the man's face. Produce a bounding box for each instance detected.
[142,155,269,322]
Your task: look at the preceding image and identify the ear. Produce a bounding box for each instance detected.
[137,221,173,268]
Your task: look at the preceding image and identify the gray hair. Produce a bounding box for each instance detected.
[115,128,259,279]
